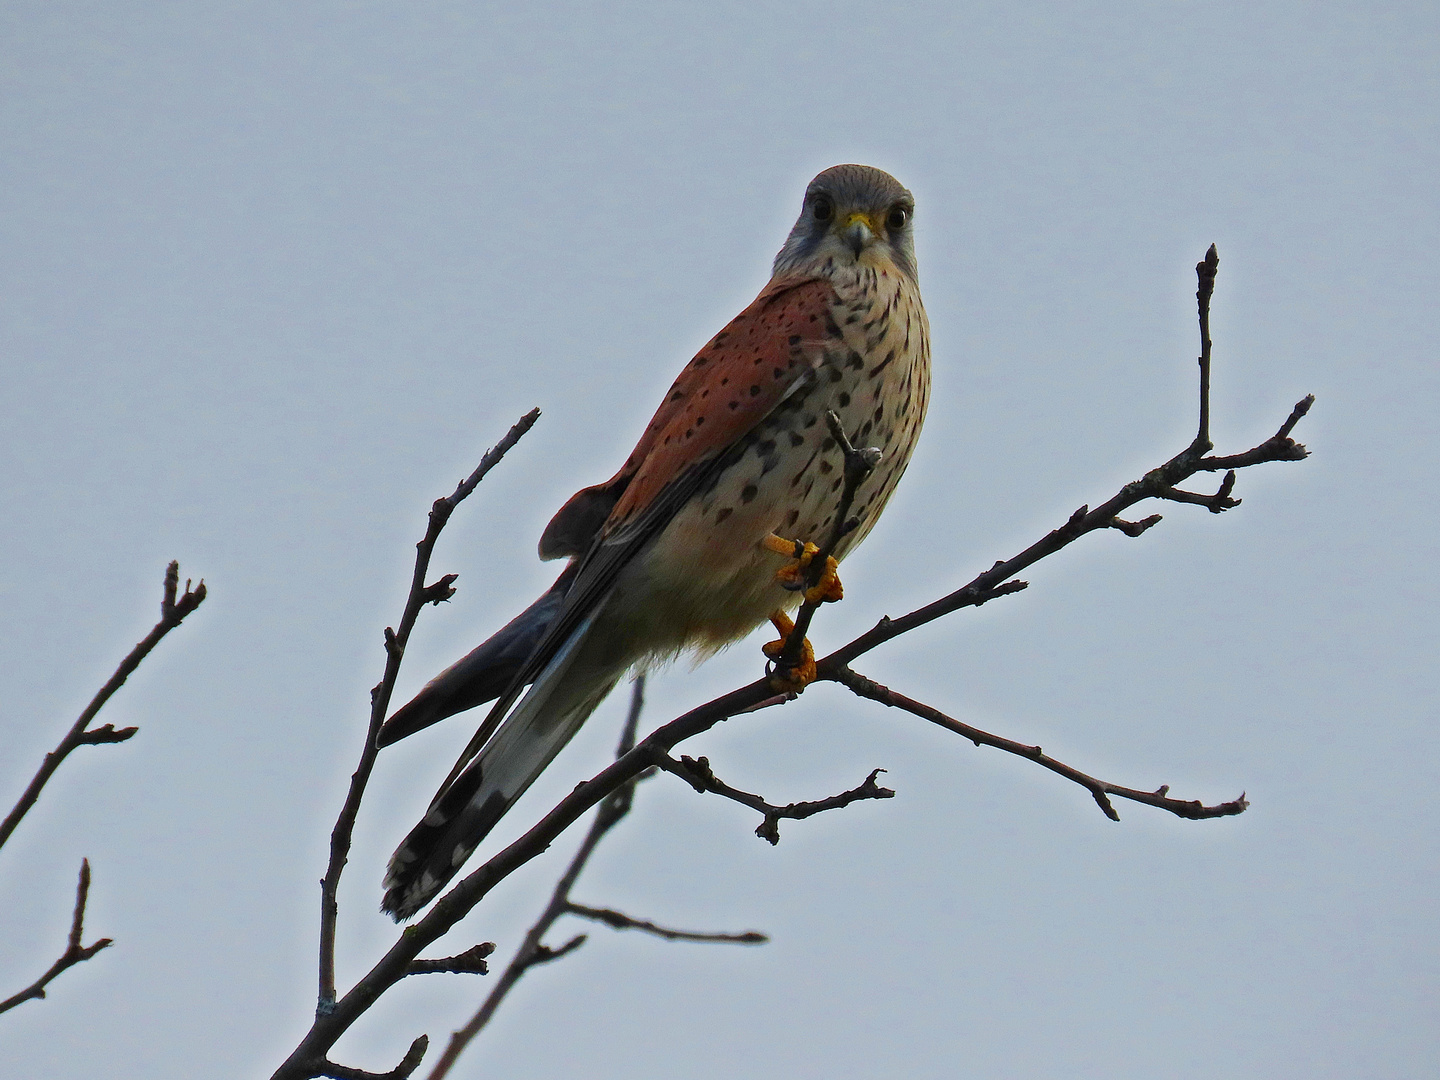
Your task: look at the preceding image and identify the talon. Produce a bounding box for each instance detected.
[774,543,817,590]
[764,534,844,603]
[763,611,817,692]
[803,555,842,604]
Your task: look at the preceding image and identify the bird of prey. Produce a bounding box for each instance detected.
[380,164,931,920]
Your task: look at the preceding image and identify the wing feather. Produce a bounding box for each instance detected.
[429,275,837,799]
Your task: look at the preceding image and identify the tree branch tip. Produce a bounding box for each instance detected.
[532,934,588,967]
[160,561,207,618]
[80,938,114,959]
[78,723,139,745]
[1109,514,1163,537]
[395,1036,431,1078]
[317,1034,429,1080]
[974,579,1028,604]
[406,942,496,976]
[1272,394,1315,441]
[421,573,459,606]
[1091,789,1121,821]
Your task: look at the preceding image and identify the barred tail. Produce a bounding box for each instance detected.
[381,608,618,921]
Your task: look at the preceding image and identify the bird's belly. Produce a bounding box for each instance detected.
[602,371,923,662]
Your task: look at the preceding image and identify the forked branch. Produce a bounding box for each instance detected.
[0,861,114,1015]
[654,753,894,843]
[832,667,1248,821]
[0,561,207,854]
[317,1036,429,1080]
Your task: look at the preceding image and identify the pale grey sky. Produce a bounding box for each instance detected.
[2,3,1436,1078]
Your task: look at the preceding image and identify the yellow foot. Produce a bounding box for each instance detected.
[763,611,817,692]
[762,533,844,605]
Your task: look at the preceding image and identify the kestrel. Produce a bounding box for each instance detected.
[380,165,931,920]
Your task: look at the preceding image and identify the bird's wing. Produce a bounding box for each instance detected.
[430,275,837,794]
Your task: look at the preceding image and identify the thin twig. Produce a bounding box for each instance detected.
[1108,514,1164,537]
[317,1037,429,1080]
[317,408,539,1014]
[655,754,895,843]
[1194,243,1219,453]
[406,943,495,977]
[0,562,206,854]
[1159,471,1239,513]
[1197,396,1314,471]
[831,666,1247,821]
[0,860,115,1014]
[564,904,767,945]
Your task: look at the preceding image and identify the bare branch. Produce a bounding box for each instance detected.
[1194,242,1219,453]
[655,754,895,844]
[0,561,207,855]
[1198,394,1314,471]
[406,943,495,977]
[1108,514,1164,537]
[525,935,588,968]
[318,408,540,1011]
[816,386,1309,678]
[832,666,1248,821]
[317,1036,429,1080]
[1158,471,1240,513]
[0,860,115,1014]
[565,903,767,945]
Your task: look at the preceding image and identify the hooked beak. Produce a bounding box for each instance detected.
[841,212,877,257]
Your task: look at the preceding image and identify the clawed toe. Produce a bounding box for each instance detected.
[763,533,844,604]
[763,611,818,692]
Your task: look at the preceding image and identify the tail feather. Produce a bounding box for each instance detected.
[381,605,619,920]
[376,563,577,748]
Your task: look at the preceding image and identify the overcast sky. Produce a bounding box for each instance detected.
[2,3,1436,1078]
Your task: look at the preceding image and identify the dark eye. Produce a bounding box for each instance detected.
[886,204,910,230]
[811,194,834,223]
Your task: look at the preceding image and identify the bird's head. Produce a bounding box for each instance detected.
[772,164,916,282]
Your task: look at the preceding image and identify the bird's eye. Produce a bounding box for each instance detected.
[886,204,910,230]
[811,195,834,223]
